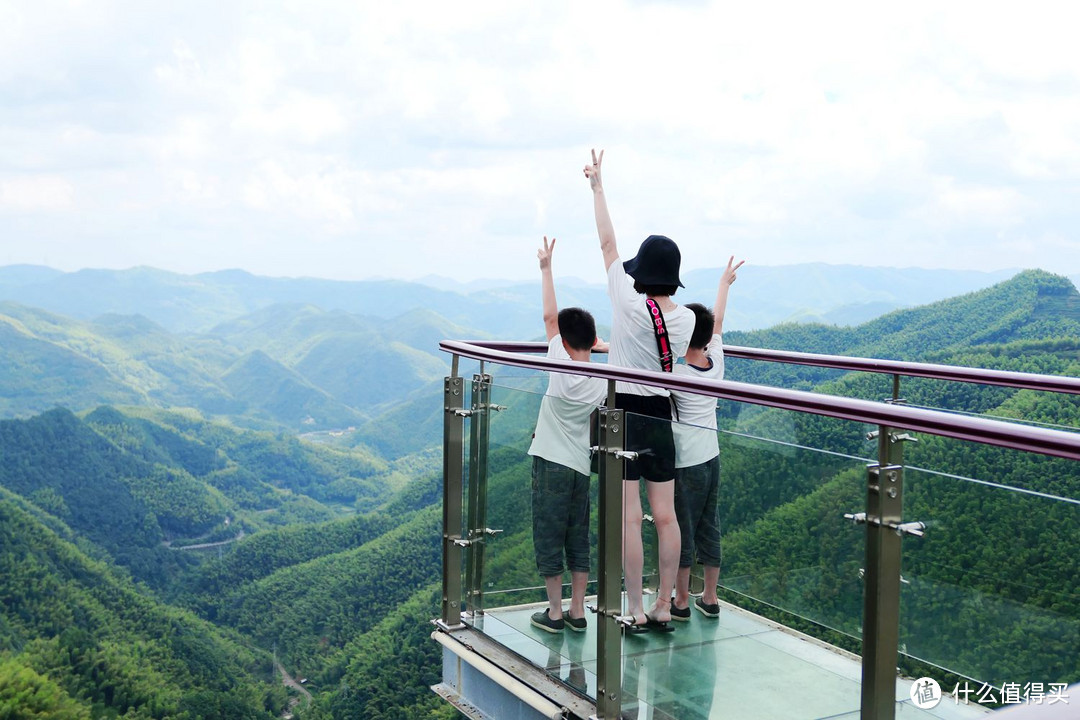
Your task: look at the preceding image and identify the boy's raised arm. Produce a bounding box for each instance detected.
[584,149,619,270]
[538,236,560,341]
[714,256,745,335]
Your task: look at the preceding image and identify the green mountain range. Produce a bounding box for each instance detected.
[0,301,459,430]
[1,268,1078,719]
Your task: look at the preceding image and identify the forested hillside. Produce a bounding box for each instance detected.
[0,404,453,718]
[726,269,1080,387]
[0,301,458,429]
[0,486,288,719]
[1,268,1077,718]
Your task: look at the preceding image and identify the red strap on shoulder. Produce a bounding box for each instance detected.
[645,298,673,372]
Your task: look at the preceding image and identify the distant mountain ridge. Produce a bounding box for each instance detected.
[2,268,1075,432]
[0,301,460,428]
[726,269,1080,362]
[0,262,1024,335]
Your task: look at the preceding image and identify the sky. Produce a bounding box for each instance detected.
[1,0,1079,284]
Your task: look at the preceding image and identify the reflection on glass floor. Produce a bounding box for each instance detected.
[474,598,989,720]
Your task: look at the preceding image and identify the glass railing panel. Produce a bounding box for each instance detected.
[724,355,854,392]
[615,408,681,626]
[900,437,1080,691]
[615,406,868,717]
[468,380,606,688]
[709,403,874,642]
[482,366,546,397]
[892,378,1080,433]
[717,396,876,458]
[640,491,660,617]
[470,382,545,611]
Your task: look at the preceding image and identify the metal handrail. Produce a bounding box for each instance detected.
[446,340,1080,395]
[439,339,1080,461]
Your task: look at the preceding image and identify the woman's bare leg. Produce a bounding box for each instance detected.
[645,480,680,622]
[622,479,646,625]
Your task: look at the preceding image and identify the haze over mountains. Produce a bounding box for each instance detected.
[0,262,1024,335]
[0,261,1067,436]
[0,260,1044,438]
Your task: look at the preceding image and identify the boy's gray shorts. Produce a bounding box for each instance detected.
[675,455,722,568]
[531,456,591,577]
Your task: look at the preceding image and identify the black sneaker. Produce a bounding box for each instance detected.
[670,603,691,622]
[565,615,587,632]
[694,597,720,618]
[531,610,565,633]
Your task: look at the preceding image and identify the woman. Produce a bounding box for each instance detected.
[584,149,694,631]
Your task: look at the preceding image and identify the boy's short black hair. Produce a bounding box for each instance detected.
[633,280,679,297]
[558,307,597,351]
[685,302,715,349]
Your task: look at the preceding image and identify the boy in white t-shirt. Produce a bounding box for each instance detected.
[527,236,607,633]
[669,256,743,621]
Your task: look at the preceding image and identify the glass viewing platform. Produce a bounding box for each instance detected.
[431,340,1080,720]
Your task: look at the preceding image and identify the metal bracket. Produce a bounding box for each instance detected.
[866,429,919,443]
[449,408,474,417]
[587,604,625,620]
[894,521,926,538]
[453,529,502,545]
[844,512,926,537]
[590,446,640,461]
[433,618,466,632]
[857,568,912,585]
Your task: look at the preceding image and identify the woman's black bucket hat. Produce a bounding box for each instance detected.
[622,234,684,288]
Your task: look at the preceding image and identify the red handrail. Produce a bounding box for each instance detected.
[448,340,1080,395]
[439,340,1080,461]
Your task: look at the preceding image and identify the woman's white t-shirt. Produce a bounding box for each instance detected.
[606,261,694,396]
[671,334,724,468]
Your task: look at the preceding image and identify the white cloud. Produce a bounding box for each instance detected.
[0,176,76,211]
[1,0,1079,280]
[242,160,357,226]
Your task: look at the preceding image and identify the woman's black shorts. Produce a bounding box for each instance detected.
[614,392,676,482]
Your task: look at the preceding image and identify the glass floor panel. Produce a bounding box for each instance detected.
[481,599,989,720]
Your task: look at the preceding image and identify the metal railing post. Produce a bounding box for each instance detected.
[465,373,493,616]
[441,372,467,629]
[595,380,624,720]
[860,426,906,720]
